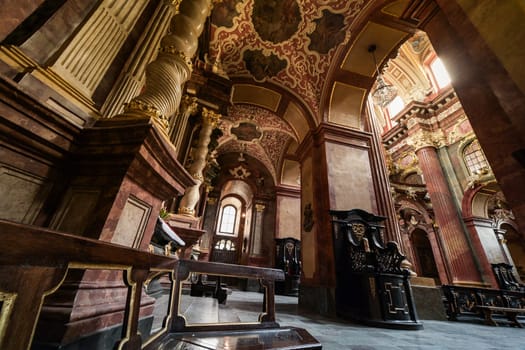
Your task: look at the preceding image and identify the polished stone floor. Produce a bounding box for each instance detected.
[210,290,525,350]
[151,289,525,349]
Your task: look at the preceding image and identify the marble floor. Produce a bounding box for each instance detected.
[207,290,525,350]
[150,289,525,349]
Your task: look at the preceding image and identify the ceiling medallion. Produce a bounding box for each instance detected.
[251,0,301,44]
[243,49,287,81]
[229,165,251,179]
[308,10,346,54]
[231,121,263,142]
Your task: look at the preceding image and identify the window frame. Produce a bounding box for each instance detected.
[218,204,237,235]
[428,56,451,91]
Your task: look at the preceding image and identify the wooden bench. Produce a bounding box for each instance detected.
[0,219,321,350]
[442,285,525,327]
[476,305,525,328]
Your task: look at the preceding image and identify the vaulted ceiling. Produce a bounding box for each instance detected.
[203,0,432,186]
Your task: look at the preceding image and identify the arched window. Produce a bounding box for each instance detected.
[386,95,405,119]
[463,140,488,175]
[219,205,236,234]
[429,57,451,90]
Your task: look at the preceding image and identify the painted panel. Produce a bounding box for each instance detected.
[232,84,282,112]
[50,187,101,234]
[341,21,407,77]
[283,101,311,141]
[326,142,375,212]
[112,195,151,248]
[0,165,49,224]
[329,82,365,129]
[277,195,301,240]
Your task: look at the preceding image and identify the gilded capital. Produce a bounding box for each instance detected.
[178,206,195,216]
[181,95,199,115]
[170,0,182,13]
[124,100,162,119]
[408,130,447,152]
[202,107,222,126]
[255,203,266,212]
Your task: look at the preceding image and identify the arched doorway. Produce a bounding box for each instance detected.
[410,228,439,280]
[209,182,252,265]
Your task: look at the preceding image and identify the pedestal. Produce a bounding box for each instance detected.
[33,118,196,348]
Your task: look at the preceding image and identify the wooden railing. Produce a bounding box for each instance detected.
[0,220,286,350]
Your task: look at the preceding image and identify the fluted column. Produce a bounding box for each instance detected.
[101,0,176,118]
[178,108,220,216]
[410,130,482,284]
[122,0,212,132]
[52,1,149,96]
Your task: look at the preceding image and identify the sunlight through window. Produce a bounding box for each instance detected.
[430,58,451,89]
[219,205,236,234]
[387,95,404,118]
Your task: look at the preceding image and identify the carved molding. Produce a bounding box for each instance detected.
[408,129,446,151]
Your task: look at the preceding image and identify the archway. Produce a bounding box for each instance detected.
[411,228,440,280]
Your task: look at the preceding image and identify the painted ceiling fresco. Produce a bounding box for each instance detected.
[210,0,370,116]
[215,104,297,182]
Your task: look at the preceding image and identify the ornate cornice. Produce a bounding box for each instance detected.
[407,129,446,151]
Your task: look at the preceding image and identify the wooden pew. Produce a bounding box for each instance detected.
[442,284,525,327]
[0,219,321,350]
[476,305,525,327]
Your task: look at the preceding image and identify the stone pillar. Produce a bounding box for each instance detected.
[423,3,525,234]
[250,203,266,256]
[169,95,199,152]
[122,0,212,133]
[101,0,176,118]
[52,1,150,96]
[368,102,405,249]
[410,130,483,285]
[178,108,220,216]
[33,1,213,347]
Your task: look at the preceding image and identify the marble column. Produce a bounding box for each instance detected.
[250,203,266,256]
[122,0,212,133]
[178,108,220,216]
[410,130,482,284]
